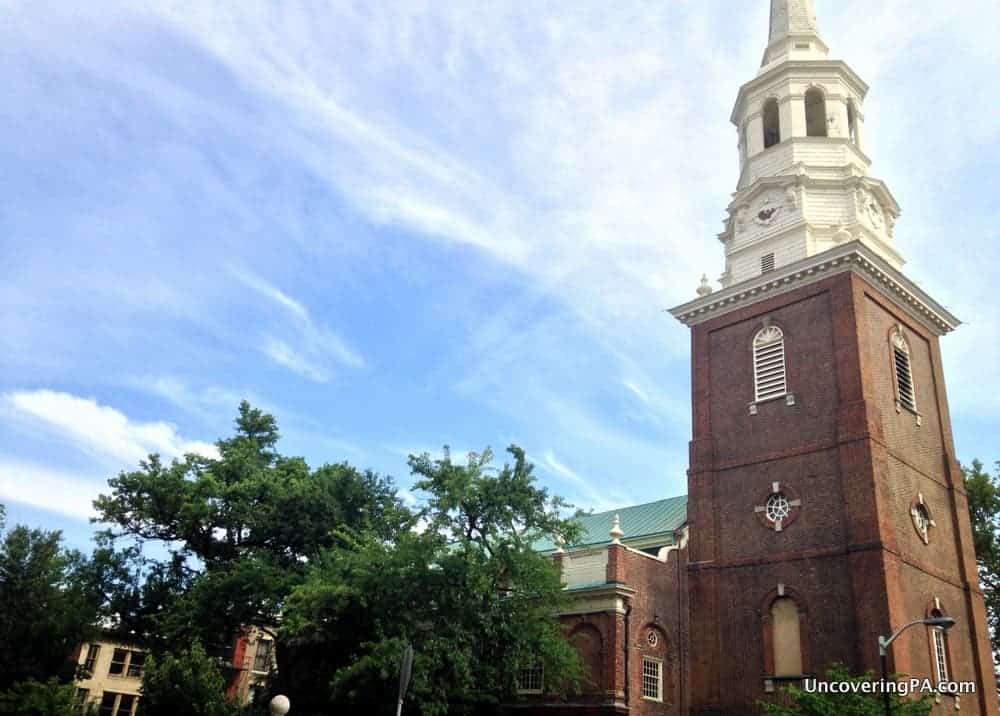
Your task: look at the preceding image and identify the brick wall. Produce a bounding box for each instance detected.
[509,542,688,716]
[685,271,996,716]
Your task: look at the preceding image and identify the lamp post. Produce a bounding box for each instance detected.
[878,616,955,716]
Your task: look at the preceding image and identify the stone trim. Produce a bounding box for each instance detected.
[669,241,960,335]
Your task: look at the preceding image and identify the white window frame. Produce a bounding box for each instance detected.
[932,627,949,684]
[252,638,273,674]
[83,644,101,673]
[97,692,139,716]
[642,656,663,702]
[517,662,543,695]
[891,327,917,413]
[107,648,144,679]
[753,325,787,403]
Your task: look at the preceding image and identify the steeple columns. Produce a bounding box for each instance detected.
[720,3,901,289]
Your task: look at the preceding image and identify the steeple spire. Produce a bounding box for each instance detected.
[761,0,828,67]
[768,0,818,44]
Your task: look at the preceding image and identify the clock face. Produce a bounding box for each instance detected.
[754,197,780,226]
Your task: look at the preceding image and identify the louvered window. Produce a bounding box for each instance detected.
[753,326,787,402]
[891,327,916,412]
[761,253,776,273]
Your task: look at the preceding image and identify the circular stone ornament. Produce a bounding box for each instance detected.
[754,481,802,532]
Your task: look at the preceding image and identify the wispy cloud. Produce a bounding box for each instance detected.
[231,267,364,382]
[620,379,650,404]
[2,390,218,464]
[0,459,101,521]
[537,449,623,513]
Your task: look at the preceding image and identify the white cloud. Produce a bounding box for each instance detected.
[620,379,650,404]
[135,377,244,416]
[0,459,100,521]
[230,267,365,382]
[2,390,219,465]
[538,449,624,513]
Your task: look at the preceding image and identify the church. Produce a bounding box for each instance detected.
[510,1,997,715]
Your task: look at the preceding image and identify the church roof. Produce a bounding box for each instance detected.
[536,495,688,553]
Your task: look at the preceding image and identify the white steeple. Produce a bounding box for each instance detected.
[670,1,960,337]
[714,0,903,289]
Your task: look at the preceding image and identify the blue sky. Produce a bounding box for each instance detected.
[2,0,998,552]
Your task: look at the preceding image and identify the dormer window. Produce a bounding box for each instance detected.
[753,325,787,402]
[805,88,827,137]
[763,99,781,148]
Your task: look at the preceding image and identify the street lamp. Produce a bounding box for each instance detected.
[268,695,290,716]
[878,616,956,716]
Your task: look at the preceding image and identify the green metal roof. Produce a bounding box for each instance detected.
[536,495,687,553]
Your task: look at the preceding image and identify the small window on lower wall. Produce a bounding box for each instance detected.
[517,662,543,694]
[642,657,663,702]
[772,597,804,676]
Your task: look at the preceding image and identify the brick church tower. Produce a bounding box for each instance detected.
[670,1,997,714]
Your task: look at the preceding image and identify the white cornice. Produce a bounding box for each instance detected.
[668,241,960,336]
[731,60,869,124]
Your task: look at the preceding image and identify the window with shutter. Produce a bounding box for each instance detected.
[753,326,787,402]
[891,326,916,412]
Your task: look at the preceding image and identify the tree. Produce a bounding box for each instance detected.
[94,401,410,652]
[0,525,99,689]
[281,446,583,715]
[0,678,92,716]
[139,643,235,716]
[963,459,1000,662]
[760,665,933,716]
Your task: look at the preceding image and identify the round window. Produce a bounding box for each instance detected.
[765,493,791,523]
[912,502,933,544]
[647,631,659,647]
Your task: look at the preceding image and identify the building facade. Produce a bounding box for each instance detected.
[74,638,145,716]
[74,628,274,713]
[512,1,997,715]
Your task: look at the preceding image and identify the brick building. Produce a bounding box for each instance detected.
[510,1,997,715]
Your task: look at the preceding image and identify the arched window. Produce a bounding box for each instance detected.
[847,101,858,145]
[890,326,916,412]
[570,625,603,694]
[929,608,950,684]
[640,626,668,703]
[771,597,803,676]
[753,325,787,402]
[763,98,781,148]
[805,88,827,137]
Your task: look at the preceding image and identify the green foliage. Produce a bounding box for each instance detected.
[0,678,91,716]
[962,459,1000,662]
[760,665,933,716]
[138,643,235,716]
[0,525,99,689]
[94,400,409,651]
[282,446,583,715]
